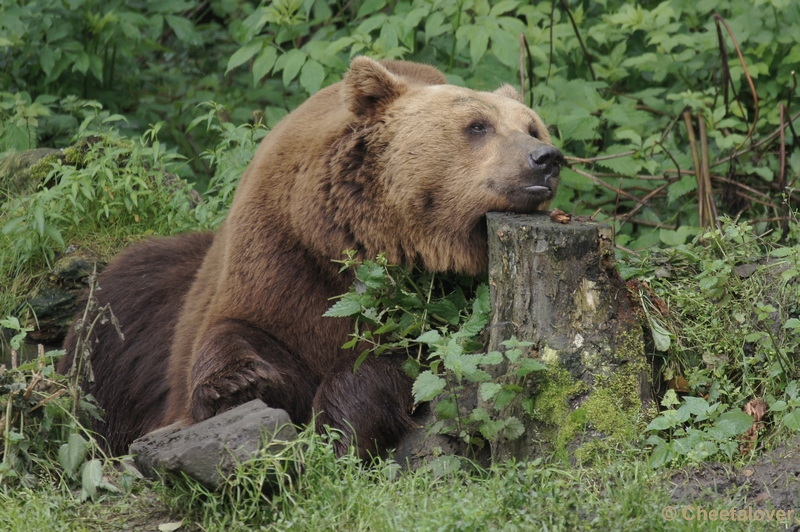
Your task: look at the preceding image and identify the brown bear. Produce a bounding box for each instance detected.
[60,57,563,458]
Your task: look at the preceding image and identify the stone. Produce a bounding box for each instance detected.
[130,400,297,489]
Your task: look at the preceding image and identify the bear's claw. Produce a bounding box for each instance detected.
[190,356,278,422]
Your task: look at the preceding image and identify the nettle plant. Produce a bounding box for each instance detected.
[325,252,547,450]
[623,216,800,465]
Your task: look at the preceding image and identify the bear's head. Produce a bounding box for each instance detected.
[320,57,564,275]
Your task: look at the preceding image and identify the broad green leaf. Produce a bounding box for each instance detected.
[281,49,307,87]
[435,398,458,419]
[648,318,671,352]
[502,416,525,440]
[33,205,45,235]
[706,410,753,440]
[253,47,277,85]
[426,300,460,325]
[2,217,25,234]
[323,294,362,317]
[227,41,262,74]
[770,400,788,412]
[783,318,800,330]
[469,25,490,66]
[58,433,88,479]
[517,358,547,376]
[356,0,386,19]
[677,396,709,417]
[596,147,641,176]
[494,388,516,410]
[39,47,55,77]
[558,113,599,141]
[783,410,800,430]
[412,371,446,402]
[667,174,698,204]
[415,330,442,345]
[659,226,698,246]
[80,459,103,501]
[480,382,502,401]
[490,27,518,68]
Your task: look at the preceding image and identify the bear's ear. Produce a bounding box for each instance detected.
[344,56,409,119]
[494,84,524,103]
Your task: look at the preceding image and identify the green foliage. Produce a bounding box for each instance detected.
[645,391,753,467]
[326,253,547,450]
[2,113,196,271]
[0,101,260,322]
[0,313,135,501]
[623,216,800,464]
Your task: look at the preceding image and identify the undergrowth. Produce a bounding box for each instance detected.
[622,216,800,466]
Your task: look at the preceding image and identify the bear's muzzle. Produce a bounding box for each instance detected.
[525,144,564,192]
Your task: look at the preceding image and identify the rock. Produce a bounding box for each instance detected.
[0,148,61,197]
[25,249,105,346]
[130,400,298,489]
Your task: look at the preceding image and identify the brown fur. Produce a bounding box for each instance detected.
[60,58,563,458]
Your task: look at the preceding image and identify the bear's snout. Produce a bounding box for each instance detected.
[526,145,565,183]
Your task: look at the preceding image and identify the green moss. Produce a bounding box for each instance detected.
[531,365,588,450]
[63,145,83,166]
[528,325,648,462]
[27,154,60,183]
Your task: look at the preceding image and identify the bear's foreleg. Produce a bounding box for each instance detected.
[312,353,415,460]
[189,319,317,424]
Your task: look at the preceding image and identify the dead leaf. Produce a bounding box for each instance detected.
[744,398,767,421]
[667,376,690,394]
[158,521,183,532]
[550,208,571,224]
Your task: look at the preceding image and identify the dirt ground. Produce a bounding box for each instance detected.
[669,437,800,519]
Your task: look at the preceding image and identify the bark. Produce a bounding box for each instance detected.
[481,212,650,462]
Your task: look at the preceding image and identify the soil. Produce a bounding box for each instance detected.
[669,437,800,516]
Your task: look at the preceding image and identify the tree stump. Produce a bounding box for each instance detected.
[480,212,650,463]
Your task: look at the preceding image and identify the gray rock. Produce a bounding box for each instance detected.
[130,400,297,489]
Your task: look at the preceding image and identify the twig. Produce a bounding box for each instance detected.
[628,218,676,230]
[711,175,772,198]
[711,109,800,168]
[714,14,759,148]
[29,389,68,414]
[565,150,637,164]
[651,140,682,182]
[616,243,640,256]
[787,71,799,144]
[698,112,720,228]
[779,103,786,189]
[682,111,705,223]
[734,190,780,210]
[520,33,535,108]
[547,0,556,85]
[558,0,595,80]
[519,33,525,102]
[616,183,670,227]
[567,166,647,206]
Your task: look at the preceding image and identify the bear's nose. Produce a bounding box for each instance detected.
[527,145,565,179]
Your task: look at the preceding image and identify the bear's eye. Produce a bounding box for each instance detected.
[529,127,540,139]
[469,122,488,134]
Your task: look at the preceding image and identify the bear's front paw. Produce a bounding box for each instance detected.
[190,356,278,422]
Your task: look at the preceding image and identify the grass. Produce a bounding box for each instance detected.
[0,434,787,532]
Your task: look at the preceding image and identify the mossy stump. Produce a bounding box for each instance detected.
[481,212,650,463]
